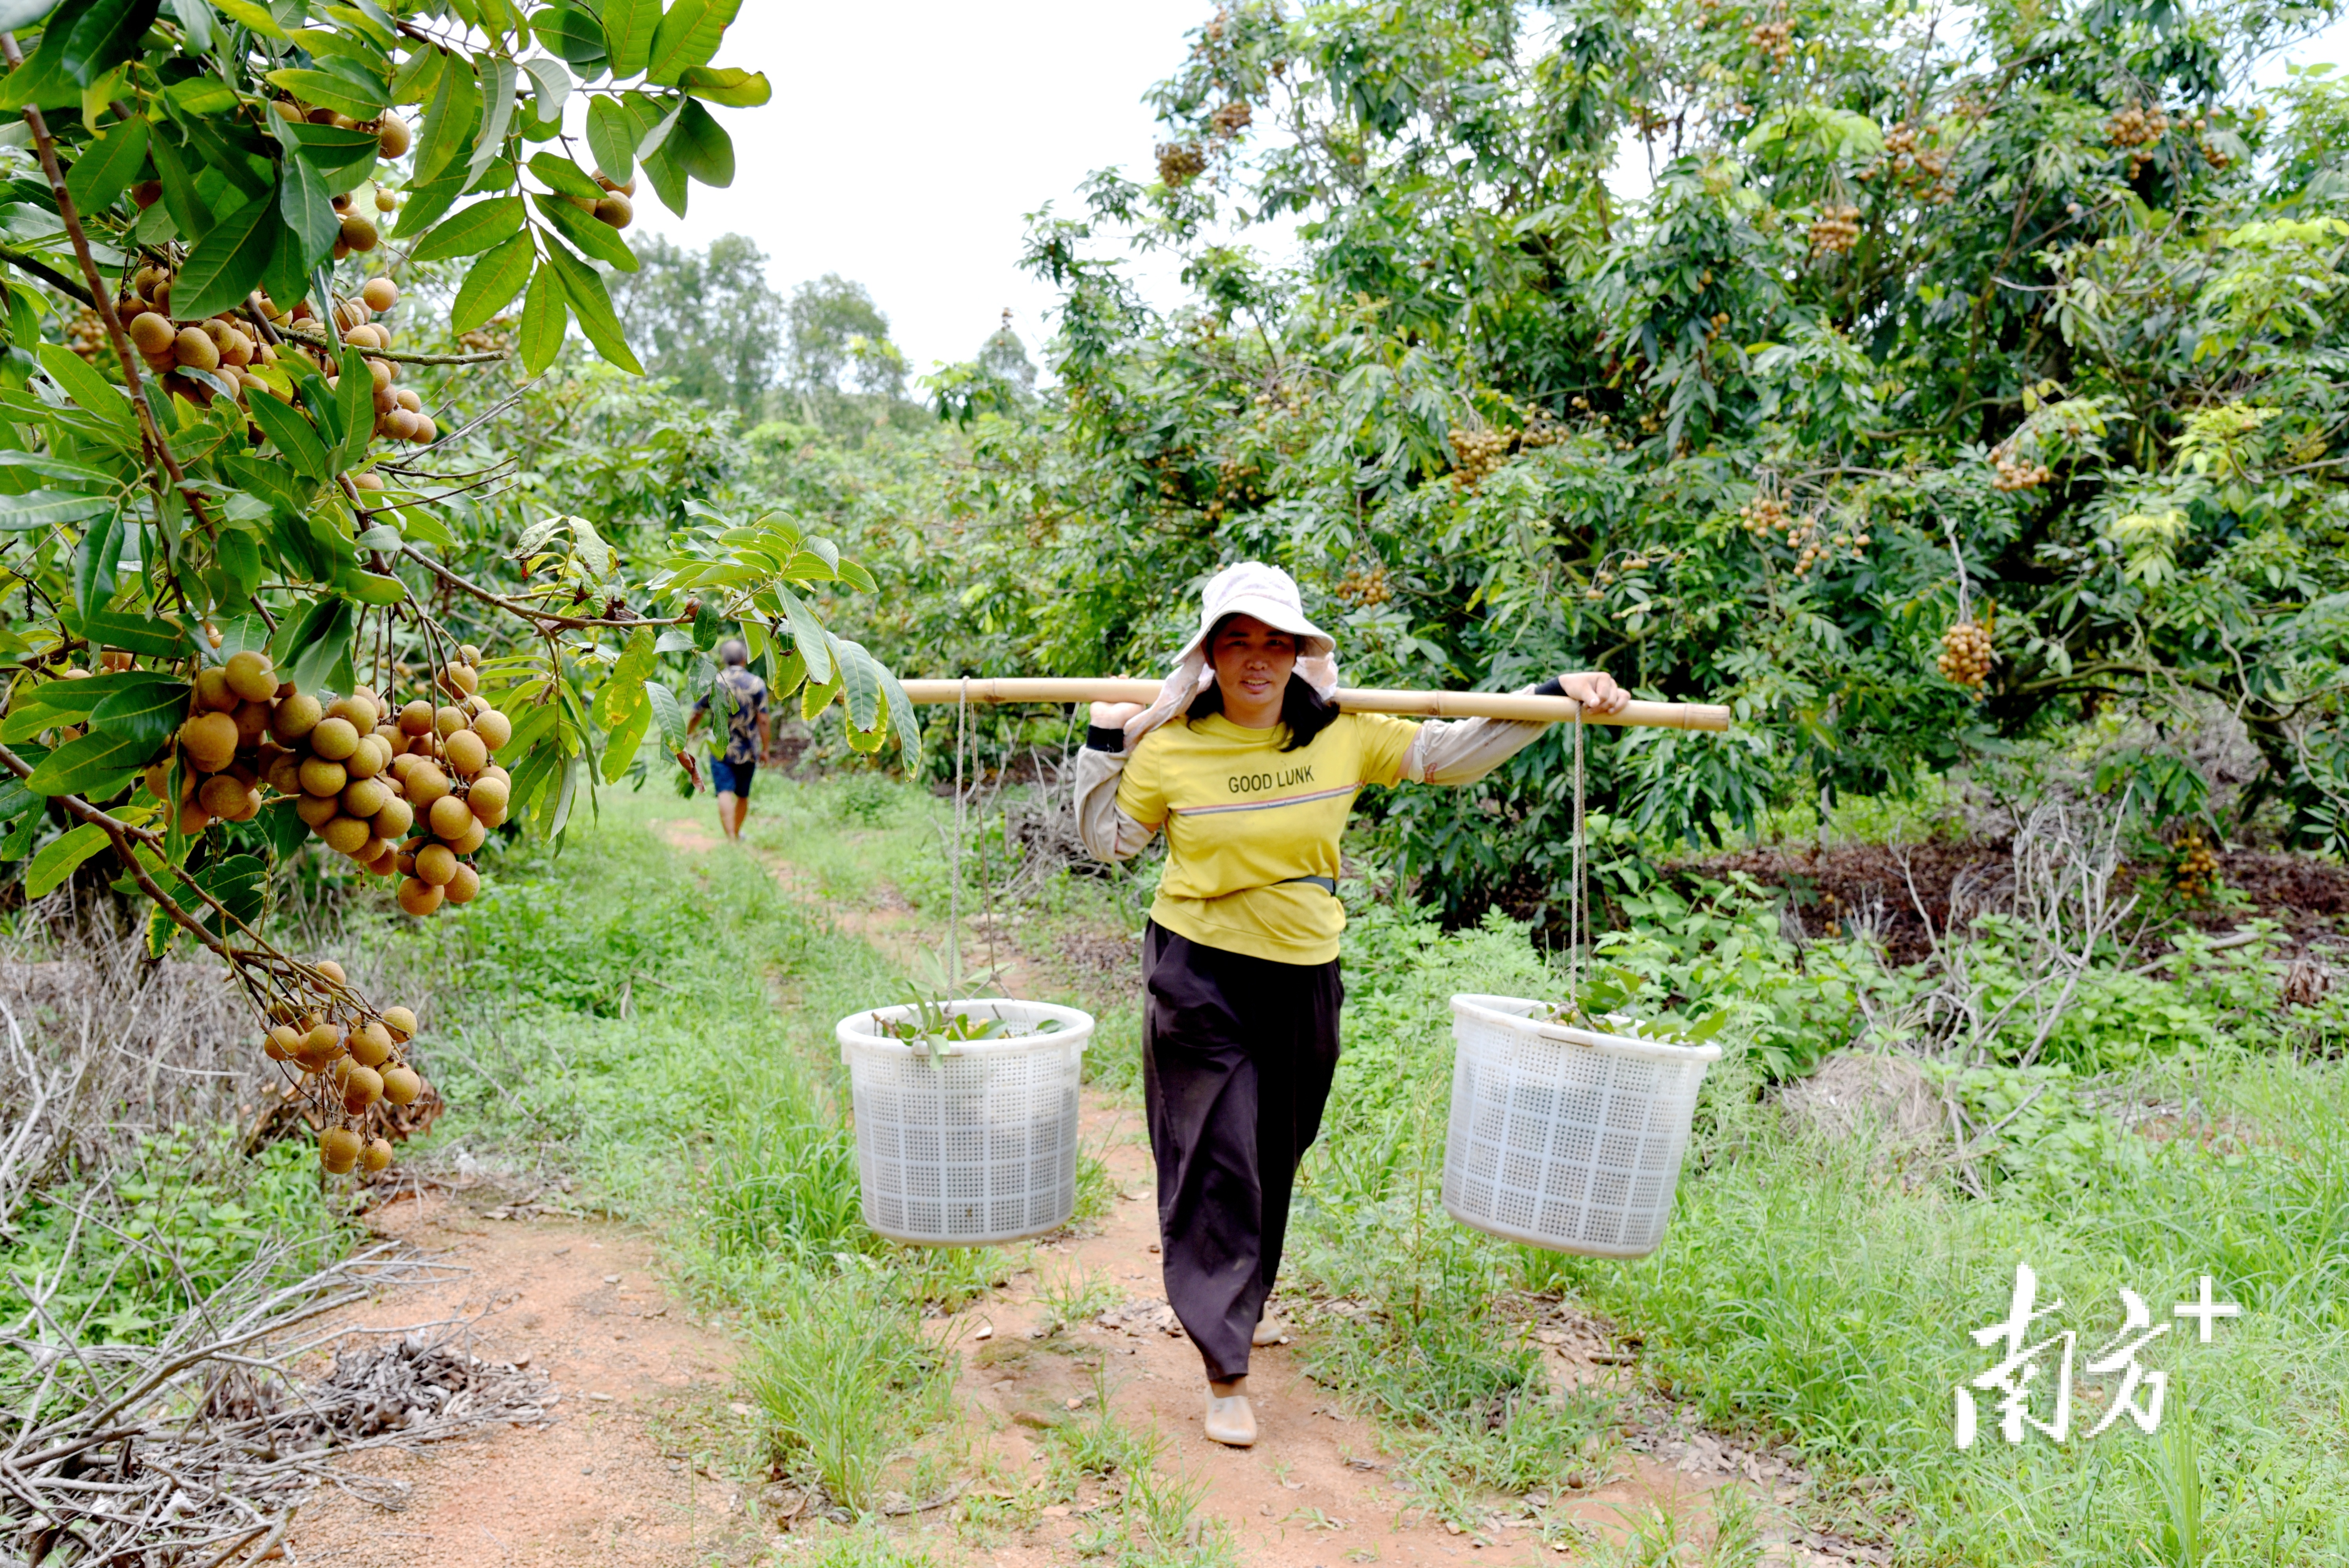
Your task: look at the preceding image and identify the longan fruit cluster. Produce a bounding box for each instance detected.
[2107,104,2171,180]
[1937,620,1993,691]
[153,647,511,911]
[385,650,513,918]
[567,174,636,230]
[265,279,438,446]
[1156,141,1207,187]
[2172,824,2219,902]
[1209,101,1253,138]
[1808,204,1862,257]
[1335,562,1393,607]
[457,318,515,356]
[1857,122,1955,204]
[1746,17,1794,62]
[65,303,107,362]
[119,260,284,409]
[1738,494,1791,539]
[1990,442,2053,491]
[1448,425,1514,490]
[257,958,429,1175]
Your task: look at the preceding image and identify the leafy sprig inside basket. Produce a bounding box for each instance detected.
[1538,963,1733,1045]
[875,945,1064,1065]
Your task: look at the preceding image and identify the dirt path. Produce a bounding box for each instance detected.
[290,1194,767,1567]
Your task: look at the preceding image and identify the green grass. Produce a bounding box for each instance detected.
[388,776,2349,1565]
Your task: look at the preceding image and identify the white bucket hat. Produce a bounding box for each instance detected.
[1122,561,1340,746]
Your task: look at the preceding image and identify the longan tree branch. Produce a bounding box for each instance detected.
[396,543,687,631]
[0,744,231,959]
[270,323,511,367]
[0,241,94,303]
[0,744,383,1024]
[0,31,215,555]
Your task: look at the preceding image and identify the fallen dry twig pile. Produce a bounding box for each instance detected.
[2,1237,552,1568]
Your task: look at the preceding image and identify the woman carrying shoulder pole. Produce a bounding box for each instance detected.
[1075,562,1627,1448]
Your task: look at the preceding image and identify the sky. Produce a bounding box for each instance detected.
[628,0,1218,381]
[631,4,2349,382]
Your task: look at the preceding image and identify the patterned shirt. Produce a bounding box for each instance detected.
[696,665,768,765]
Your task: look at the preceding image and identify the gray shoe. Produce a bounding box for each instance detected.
[1205,1392,1257,1447]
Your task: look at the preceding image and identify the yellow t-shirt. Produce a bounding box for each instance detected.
[1115,710,1420,965]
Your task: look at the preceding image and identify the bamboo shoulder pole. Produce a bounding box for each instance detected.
[898,678,1732,733]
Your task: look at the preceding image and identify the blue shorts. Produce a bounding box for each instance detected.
[710,756,756,797]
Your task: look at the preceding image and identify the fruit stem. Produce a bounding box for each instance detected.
[0,31,216,557]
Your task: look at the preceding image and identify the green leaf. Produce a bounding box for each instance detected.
[517,261,567,375]
[834,636,882,733]
[597,625,658,726]
[26,730,155,797]
[584,94,636,181]
[450,229,537,333]
[245,389,330,479]
[272,596,357,691]
[775,584,833,684]
[192,851,266,936]
[211,0,290,38]
[264,66,387,118]
[73,611,186,658]
[164,76,237,116]
[646,0,739,85]
[877,664,920,768]
[0,450,120,486]
[541,235,642,372]
[520,54,572,118]
[71,506,123,620]
[670,98,732,186]
[26,822,109,897]
[388,158,469,237]
[276,120,383,186]
[173,189,278,319]
[341,568,408,604]
[599,694,652,784]
[336,344,374,467]
[65,113,148,214]
[639,134,687,217]
[62,0,159,87]
[533,5,608,71]
[37,343,136,445]
[410,193,526,263]
[677,65,768,107]
[532,189,637,271]
[414,50,483,190]
[644,680,687,750]
[87,677,191,746]
[601,0,658,77]
[525,149,604,200]
[278,152,339,270]
[466,54,518,186]
[0,491,118,531]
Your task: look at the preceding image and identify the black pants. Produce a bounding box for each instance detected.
[1143,921,1343,1383]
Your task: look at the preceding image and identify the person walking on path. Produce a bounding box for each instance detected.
[686,637,771,842]
[1076,561,1628,1449]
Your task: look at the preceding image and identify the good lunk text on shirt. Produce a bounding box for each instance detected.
[1229,764,1314,794]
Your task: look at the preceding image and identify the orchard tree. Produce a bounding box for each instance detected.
[0,0,919,1175]
[902,0,2349,916]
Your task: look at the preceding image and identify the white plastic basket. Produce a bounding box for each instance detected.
[1442,994,1721,1258]
[835,999,1092,1246]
